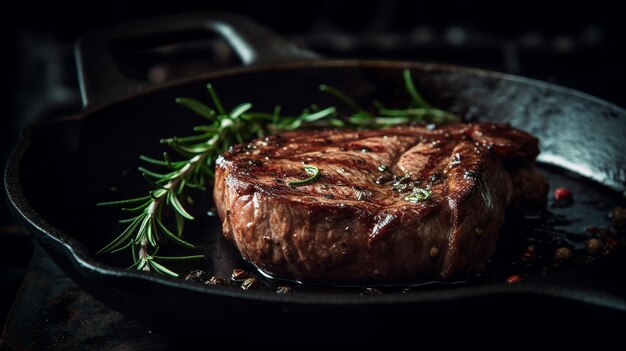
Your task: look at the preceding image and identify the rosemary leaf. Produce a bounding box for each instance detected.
[206,84,226,116]
[319,84,370,114]
[302,106,336,122]
[97,196,151,207]
[136,215,152,242]
[162,152,175,170]
[118,216,141,224]
[136,259,148,271]
[403,69,434,109]
[371,116,411,125]
[139,155,170,167]
[162,133,211,145]
[141,173,164,191]
[121,201,151,212]
[150,188,167,199]
[168,192,195,220]
[138,167,170,180]
[147,219,157,247]
[230,102,253,119]
[288,165,320,186]
[192,125,219,132]
[155,216,196,249]
[152,255,205,261]
[175,97,216,120]
[149,260,179,277]
[128,259,141,269]
[109,240,132,254]
[97,214,144,255]
[131,240,137,262]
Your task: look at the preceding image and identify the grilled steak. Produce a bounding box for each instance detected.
[214,123,547,282]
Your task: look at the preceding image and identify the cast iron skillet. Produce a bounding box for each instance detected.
[5,13,626,335]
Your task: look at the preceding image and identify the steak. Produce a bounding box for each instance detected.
[214,123,547,282]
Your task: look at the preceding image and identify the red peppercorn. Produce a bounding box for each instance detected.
[506,275,522,284]
[605,238,620,254]
[553,187,572,205]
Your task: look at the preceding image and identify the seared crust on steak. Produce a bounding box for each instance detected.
[214,123,547,282]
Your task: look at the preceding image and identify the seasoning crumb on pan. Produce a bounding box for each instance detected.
[506,275,522,284]
[231,268,251,281]
[241,277,258,290]
[184,270,207,282]
[361,287,382,295]
[276,286,292,294]
[206,276,229,286]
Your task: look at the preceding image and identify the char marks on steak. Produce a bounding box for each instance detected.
[214,123,547,282]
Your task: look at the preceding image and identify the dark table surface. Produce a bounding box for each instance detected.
[0,245,179,350]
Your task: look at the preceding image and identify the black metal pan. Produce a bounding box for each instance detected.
[5,13,626,336]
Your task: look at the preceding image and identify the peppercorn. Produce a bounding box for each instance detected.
[585,238,604,255]
[554,247,573,263]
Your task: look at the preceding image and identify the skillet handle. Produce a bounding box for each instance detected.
[75,12,319,108]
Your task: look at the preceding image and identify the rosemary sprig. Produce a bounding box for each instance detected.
[98,69,459,276]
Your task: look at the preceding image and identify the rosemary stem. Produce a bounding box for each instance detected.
[138,236,151,271]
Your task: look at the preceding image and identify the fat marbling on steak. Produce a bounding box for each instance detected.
[214,123,547,282]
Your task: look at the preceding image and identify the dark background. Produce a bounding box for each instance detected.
[1,0,625,335]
